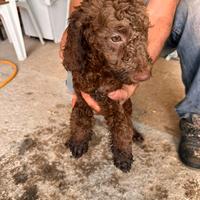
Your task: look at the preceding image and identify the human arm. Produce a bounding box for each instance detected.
[147,0,180,62]
[107,0,181,102]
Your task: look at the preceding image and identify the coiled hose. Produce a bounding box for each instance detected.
[0,60,17,89]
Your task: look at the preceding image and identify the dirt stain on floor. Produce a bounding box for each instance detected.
[149,185,169,200]
[75,160,99,177]
[19,138,37,155]
[55,104,66,109]
[183,179,200,199]
[19,185,38,200]
[13,171,28,185]
[40,163,65,182]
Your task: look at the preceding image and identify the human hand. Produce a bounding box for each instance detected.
[59,29,68,61]
[71,84,139,112]
[71,92,101,113]
[108,84,139,102]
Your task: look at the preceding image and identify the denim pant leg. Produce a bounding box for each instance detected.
[167,0,200,118]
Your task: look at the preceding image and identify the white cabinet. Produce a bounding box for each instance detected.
[20,0,70,43]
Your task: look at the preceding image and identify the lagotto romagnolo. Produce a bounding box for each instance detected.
[63,0,152,172]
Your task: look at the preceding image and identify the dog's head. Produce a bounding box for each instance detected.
[63,0,151,84]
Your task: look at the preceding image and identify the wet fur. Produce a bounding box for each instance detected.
[63,0,150,172]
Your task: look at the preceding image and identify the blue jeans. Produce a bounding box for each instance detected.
[164,0,200,118]
[66,0,200,119]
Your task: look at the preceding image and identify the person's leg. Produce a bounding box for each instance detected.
[166,0,200,168]
[175,0,200,117]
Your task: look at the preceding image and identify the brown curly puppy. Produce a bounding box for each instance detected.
[63,0,151,172]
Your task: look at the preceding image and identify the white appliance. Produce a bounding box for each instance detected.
[20,0,70,43]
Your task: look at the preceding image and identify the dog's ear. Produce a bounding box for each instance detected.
[63,10,89,72]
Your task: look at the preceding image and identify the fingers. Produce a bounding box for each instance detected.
[72,94,77,108]
[108,84,139,101]
[59,29,68,61]
[108,89,129,101]
[81,92,101,112]
[70,92,100,112]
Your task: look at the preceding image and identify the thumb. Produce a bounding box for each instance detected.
[108,84,139,101]
[108,89,129,101]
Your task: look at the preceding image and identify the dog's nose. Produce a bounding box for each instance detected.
[132,66,151,82]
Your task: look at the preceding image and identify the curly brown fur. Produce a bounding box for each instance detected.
[63,0,151,172]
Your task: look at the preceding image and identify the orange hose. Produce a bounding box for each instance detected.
[0,60,18,89]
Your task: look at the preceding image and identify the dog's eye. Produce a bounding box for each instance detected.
[111,35,122,42]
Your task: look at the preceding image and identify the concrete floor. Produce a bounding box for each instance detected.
[0,37,199,200]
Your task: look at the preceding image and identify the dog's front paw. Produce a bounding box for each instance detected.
[66,138,89,158]
[112,148,133,173]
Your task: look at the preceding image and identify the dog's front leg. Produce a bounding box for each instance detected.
[91,91,133,173]
[108,108,134,173]
[67,94,94,158]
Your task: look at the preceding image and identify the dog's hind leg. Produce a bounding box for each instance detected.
[123,99,144,143]
[66,95,94,158]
